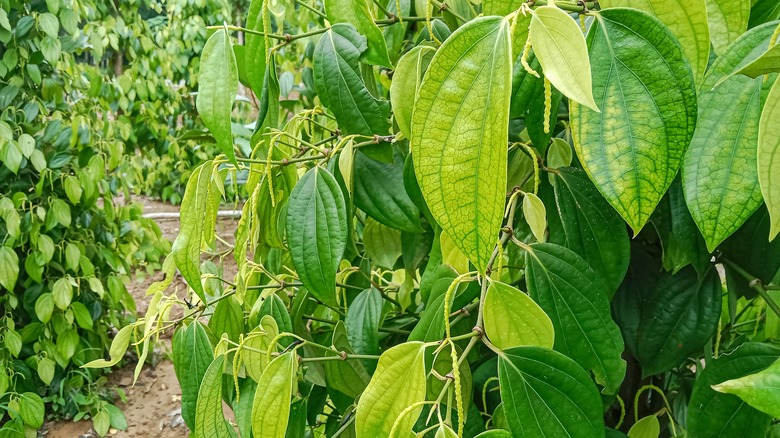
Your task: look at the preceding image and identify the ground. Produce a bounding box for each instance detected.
[43,198,240,438]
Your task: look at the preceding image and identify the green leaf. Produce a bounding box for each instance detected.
[52,277,72,310]
[682,22,778,251]
[635,267,721,376]
[5,329,21,357]
[546,138,572,169]
[209,295,245,343]
[313,24,390,137]
[172,321,213,429]
[705,0,750,55]
[355,342,427,438]
[244,0,266,96]
[172,161,214,303]
[498,347,604,437]
[345,287,382,366]
[382,0,411,64]
[17,393,44,429]
[325,0,391,67]
[712,358,780,418]
[627,415,660,438]
[600,0,710,84]
[687,342,780,438]
[353,151,421,232]
[483,281,554,350]
[34,293,54,324]
[71,301,93,329]
[408,277,456,342]
[197,29,238,165]
[522,193,547,242]
[37,357,55,385]
[734,44,780,79]
[82,325,133,368]
[411,16,512,274]
[759,78,780,240]
[57,328,79,360]
[38,12,59,37]
[475,431,513,437]
[749,0,780,27]
[40,36,61,64]
[363,217,403,269]
[0,246,18,291]
[529,5,598,111]
[323,321,370,397]
[195,355,237,438]
[65,242,80,273]
[549,167,630,293]
[106,404,127,431]
[525,243,626,393]
[258,294,293,339]
[50,198,70,227]
[571,8,697,234]
[390,45,435,140]
[286,167,347,307]
[252,353,297,438]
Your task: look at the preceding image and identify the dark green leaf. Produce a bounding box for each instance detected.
[353,151,421,232]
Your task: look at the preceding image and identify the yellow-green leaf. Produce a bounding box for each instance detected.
[411,16,513,274]
[195,355,237,438]
[244,0,266,96]
[197,29,238,165]
[522,192,547,242]
[363,217,402,269]
[355,342,427,437]
[252,353,296,438]
[759,78,780,241]
[82,325,133,368]
[705,0,750,55]
[529,5,599,111]
[628,416,660,438]
[325,0,392,67]
[484,281,554,350]
[712,358,780,418]
[735,44,780,79]
[390,45,435,140]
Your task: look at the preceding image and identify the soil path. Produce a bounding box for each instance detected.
[43,198,240,438]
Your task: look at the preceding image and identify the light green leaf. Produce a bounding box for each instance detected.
[498,346,604,437]
[530,5,598,111]
[546,138,572,169]
[355,342,427,438]
[65,242,80,272]
[571,8,697,234]
[435,424,458,438]
[0,246,19,291]
[82,325,133,368]
[682,22,778,251]
[522,192,547,242]
[628,416,660,438]
[40,36,61,64]
[64,175,82,204]
[245,0,266,96]
[52,277,72,310]
[475,431,513,437]
[5,329,21,357]
[252,353,296,438]
[600,0,710,84]
[483,281,554,350]
[759,79,780,240]
[734,43,780,79]
[195,355,237,438]
[17,393,44,429]
[18,133,33,157]
[243,316,278,381]
[172,321,214,430]
[440,230,469,274]
[713,358,780,418]
[363,217,403,269]
[411,16,512,274]
[37,357,55,385]
[39,12,59,37]
[51,198,71,227]
[390,45,435,140]
[286,167,347,307]
[525,243,626,393]
[34,293,54,324]
[197,29,238,165]
[93,410,110,437]
[705,0,750,55]
[313,24,390,137]
[325,0,391,67]
[172,161,214,303]
[56,328,79,360]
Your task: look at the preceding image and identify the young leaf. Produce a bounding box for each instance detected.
[411,16,512,274]
[498,347,604,437]
[682,22,778,251]
[324,0,391,67]
[17,393,44,429]
[363,217,403,269]
[600,0,710,84]
[571,8,697,234]
[252,353,297,438]
[286,167,347,307]
[529,5,598,111]
[313,24,390,137]
[712,358,780,418]
[82,325,133,368]
[172,321,213,429]
[355,342,427,437]
[687,342,780,438]
[0,246,18,291]
[525,243,626,393]
[483,281,554,350]
[549,167,630,293]
[627,416,660,438]
[705,0,750,55]
[522,193,547,242]
[390,45,435,140]
[195,355,237,438]
[244,0,266,97]
[244,316,278,381]
[197,29,238,165]
[759,79,780,240]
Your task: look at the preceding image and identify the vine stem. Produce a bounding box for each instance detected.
[529,0,597,12]
[722,258,780,319]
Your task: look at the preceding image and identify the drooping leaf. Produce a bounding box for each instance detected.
[759,78,780,240]
[244,0,266,97]
[197,30,238,165]
[682,22,778,251]
[323,322,370,397]
[355,342,427,438]
[687,342,780,438]
[353,151,421,232]
[252,353,297,438]
[525,243,626,393]
[195,355,237,438]
[172,321,213,430]
[411,16,512,274]
[529,5,598,110]
[498,346,604,437]
[549,167,630,293]
[600,0,710,84]
[172,161,214,302]
[286,167,347,306]
[390,45,435,140]
[324,0,392,67]
[705,0,750,55]
[313,24,390,137]
[483,281,554,350]
[571,8,697,234]
[635,266,721,376]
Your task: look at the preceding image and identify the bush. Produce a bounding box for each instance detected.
[126,0,780,437]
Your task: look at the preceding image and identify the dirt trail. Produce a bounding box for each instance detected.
[43,198,240,438]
